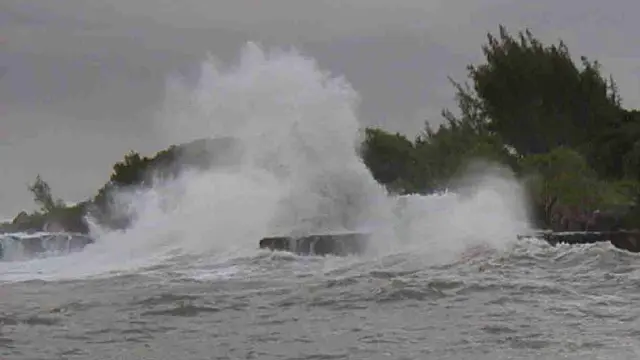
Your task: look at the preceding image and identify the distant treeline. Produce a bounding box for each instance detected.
[0,137,242,233]
[4,25,640,234]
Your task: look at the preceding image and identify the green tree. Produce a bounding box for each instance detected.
[410,77,517,192]
[465,25,621,158]
[360,128,419,194]
[110,151,151,186]
[28,175,64,213]
[414,121,511,190]
[590,109,640,179]
[519,147,631,228]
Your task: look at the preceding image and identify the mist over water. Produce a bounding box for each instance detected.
[0,43,533,282]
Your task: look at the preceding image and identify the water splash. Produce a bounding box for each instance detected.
[382,163,533,262]
[0,42,534,282]
[132,41,393,253]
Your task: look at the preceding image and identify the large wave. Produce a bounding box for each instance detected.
[0,42,533,282]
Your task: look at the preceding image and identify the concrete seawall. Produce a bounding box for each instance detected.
[259,232,370,256]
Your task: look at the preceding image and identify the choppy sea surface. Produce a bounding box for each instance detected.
[1,237,639,360]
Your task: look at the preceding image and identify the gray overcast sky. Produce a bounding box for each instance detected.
[1,0,640,218]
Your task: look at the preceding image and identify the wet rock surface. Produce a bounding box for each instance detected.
[259,232,371,256]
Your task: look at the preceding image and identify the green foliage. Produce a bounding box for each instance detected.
[0,176,91,234]
[1,211,47,233]
[591,109,640,179]
[360,128,418,193]
[519,148,597,223]
[467,25,621,157]
[28,174,64,214]
[48,202,90,233]
[409,76,518,192]
[420,24,640,229]
[519,146,639,229]
[92,146,182,211]
[361,25,640,229]
[361,76,519,195]
[108,145,184,188]
[415,117,514,191]
[110,151,149,186]
[89,137,240,230]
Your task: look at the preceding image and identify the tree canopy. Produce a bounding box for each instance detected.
[361,25,640,230]
[466,26,621,156]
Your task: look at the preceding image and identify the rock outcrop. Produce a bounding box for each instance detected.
[259,232,370,256]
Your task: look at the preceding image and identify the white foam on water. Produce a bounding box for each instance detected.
[380,163,532,263]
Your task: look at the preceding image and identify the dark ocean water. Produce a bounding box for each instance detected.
[1,238,639,360]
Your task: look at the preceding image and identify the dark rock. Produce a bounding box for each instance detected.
[259,232,370,256]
